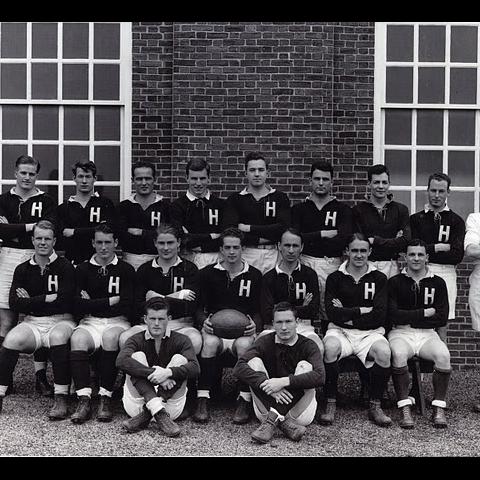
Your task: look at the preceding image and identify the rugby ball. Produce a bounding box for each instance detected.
[210,309,250,339]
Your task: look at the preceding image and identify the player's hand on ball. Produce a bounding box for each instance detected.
[202,316,214,335]
[243,318,256,336]
[271,388,293,405]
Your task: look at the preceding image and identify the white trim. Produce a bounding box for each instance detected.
[121,22,132,200]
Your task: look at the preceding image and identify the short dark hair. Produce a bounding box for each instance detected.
[310,161,333,178]
[347,232,370,246]
[273,301,298,319]
[407,238,427,251]
[132,160,155,178]
[15,155,40,174]
[367,164,390,182]
[279,227,304,245]
[220,227,245,246]
[244,151,269,170]
[33,219,56,237]
[428,172,451,190]
[186,158,210,177]
[94,223,117,239]
[144,297,171,316]
[72,160,97,177]
[155,223,181,241]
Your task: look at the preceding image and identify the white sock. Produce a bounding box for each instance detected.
[146,397,165,416]
[98,387,113,398]
[238,391,252,402]
[197,389,210,399]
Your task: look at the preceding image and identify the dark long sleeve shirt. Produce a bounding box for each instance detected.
[325,262,388,331]
[116,194,171,255]
[170,191,225,253]
[352,196,411,261]
[56,193,118,264]
[74,255,135,319]
[234,331,325,390]
[135,257,199,323]
[260,263,320,326]
[9,252,76,316]
[0,188,57,249]
[116,329,200,382]
[387,270,449,329]
[291,197,353,258]
[223,188,291,246]
[410,207,465,265]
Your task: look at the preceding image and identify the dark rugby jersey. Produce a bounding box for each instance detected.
[170,191,225,253]
[325,262,388,330]
[135,257,199,322]
[9,251,75,316]
[117,194,171,255]
[0,188,57,249]
[260,263,320,325]
[352,196,411,261]
[388,269,449,329]
[234,332,325,391]
[292,197,353,258]
[74,255,135,319]
[410,207,465,265]
[197,261,262,321]
[116,329,200,382]
[223,188,291,246]
[56,193,117,265]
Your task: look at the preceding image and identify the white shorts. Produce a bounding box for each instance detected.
[324,323,388,368]
[469,264,480,331]
[241,247,278,275]
[371,260,400,279]
[428,263,456,320]
[75,315,130,350]
[22,314,75,351]
[388,325,441,357]
[122,252,157,271]
[0,247,35,309]
[182,251,219,270]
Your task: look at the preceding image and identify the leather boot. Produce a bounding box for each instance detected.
[122,406,152,433]
[48,394,68,420]
[398,404,414,429]
[97,396,113,422]
[251,410,279,444]
[278,416,306,441]
[432,406,447,428]
[368,399,392,427]
[192,397,210,423]
[71,396,91,424]
[233,397,252,424]
[154,409,181,437]
[319,398,336,425]
[35,370,54,397]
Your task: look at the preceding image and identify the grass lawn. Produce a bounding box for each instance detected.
[1,355,480,457]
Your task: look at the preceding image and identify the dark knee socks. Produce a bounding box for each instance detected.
[324,360,339,399]
[369,363,391,401]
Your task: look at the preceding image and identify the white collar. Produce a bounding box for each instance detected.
[68,192,99,202]
[239,186,276,198]
[10,187,45,198]
[424,203,450,214]
[338,260,377,277]
[145,326,171,340]
[29,251,58,266]
[274,333,299,346]
[275,262,301,274]
[127,193,164,204]
[152,256,182,269]
[214,260,250,274]
[401,267,435,279]
[89,254,119,266]
[186,190,211,202]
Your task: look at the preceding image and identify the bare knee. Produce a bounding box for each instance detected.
[295,360,313,375]
[371,342,391,367]
[233,336,254,357]
[71,330,93,351]
[432,350,451,370]
[169,354,188,367]
[49,327,72,347]
[131,351,148,365]
[323,337,341,362]
[201,333,221,357]
[102,329,122,351]
[185,330,202,356]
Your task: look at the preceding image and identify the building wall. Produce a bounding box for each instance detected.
[132,21,480,369]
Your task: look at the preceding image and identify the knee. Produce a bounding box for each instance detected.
[119,330,131,349]
[131,351,148,365]
[323,338,341,359]
[295,360,312,375]
[433,350,451,370]
[3,328,26,350]
[102,329,122,350]
[186,330,203,356]
[233,336,254,356]
[201,333,221,356]
[373,343,391,366]
[247,357,266,372]
[49,328,71,347]
[169,354,188,368]
[70,330,90,351]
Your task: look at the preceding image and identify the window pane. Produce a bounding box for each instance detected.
[390,190,411,213]
[31,63,57,100]
[2,145,27,178]
[448,110,475,146]
[386,25,414,62]
[1,63,26,99]
[62,23,89,59]
[448,151,475,187]
[2,106,28,140]
[450,68,477,104]
[384,109,411,145]
[32,23,57,59]
[386,67,413,103]
[418,67,445,104]
[416,150,443,186]
[1,23,26,58]
[32,145,58,181]
[417,110,443,145]
[64,145,90,179]
[64,106,89,140]
[33,106,58,140]
[451,26,477,63]
[93,64,119,100]
[94,185,120,203]
[44,185,58,203]
[384,150,411,186]
[63,64,88,100]
[94,145,120,181]
[419,25,445,62]
[94,107,120,141]
[447,191,474,221]
[94,23,120,60]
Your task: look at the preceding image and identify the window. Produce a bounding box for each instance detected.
[0,22,132,203]
[374,22,480,219]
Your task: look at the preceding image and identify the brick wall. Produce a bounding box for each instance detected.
[132,21,480,369]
